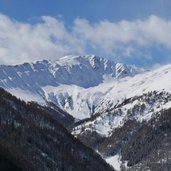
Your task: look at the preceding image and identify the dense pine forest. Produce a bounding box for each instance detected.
[0,88,114,171]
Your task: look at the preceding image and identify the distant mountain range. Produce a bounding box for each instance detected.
[0,55,143,118]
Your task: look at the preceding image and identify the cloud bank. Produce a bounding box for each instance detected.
[0,14,171,65]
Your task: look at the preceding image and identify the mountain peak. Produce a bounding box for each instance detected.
[0,55,141,89]
[0,55,144,118]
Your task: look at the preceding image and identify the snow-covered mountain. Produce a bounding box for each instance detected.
[71,64,171,171]
[1,54,171,121]
[1,55,171,170]
[71,63,171,136]
[0,55,142,118]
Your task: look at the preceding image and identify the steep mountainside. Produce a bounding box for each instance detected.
[0,88,114,171]
[73,92,171,171]
[0,55,142,118]
[1,55,171,170]
[42,62,171,119]
[67,61,171,170]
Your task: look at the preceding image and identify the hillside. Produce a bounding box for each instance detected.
[0,88,114,171]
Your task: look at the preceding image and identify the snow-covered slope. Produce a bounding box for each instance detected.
[42,63,171,119]
[70,64,171,171]
[72,64,171,134]
[95,64,171,114]
[0,55,142,118]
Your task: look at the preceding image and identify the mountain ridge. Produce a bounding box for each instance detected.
[0,55,143,118]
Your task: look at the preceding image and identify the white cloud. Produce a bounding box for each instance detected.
[0,14,171,65]
[0,14,85,65]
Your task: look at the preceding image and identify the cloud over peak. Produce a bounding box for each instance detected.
[0,14,171,65]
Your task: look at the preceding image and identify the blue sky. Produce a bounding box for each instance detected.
[0,0,171,67]
[0,0,171,23]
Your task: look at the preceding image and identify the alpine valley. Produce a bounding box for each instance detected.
[1,55,171,171]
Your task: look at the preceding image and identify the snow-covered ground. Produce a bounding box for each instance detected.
[106,154,122,171]
[70,63,171,138]
[96,63,171,114]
